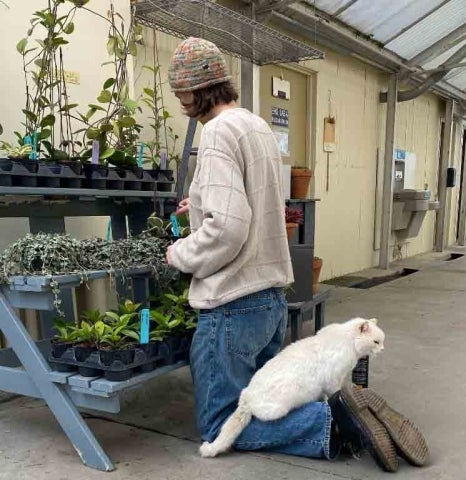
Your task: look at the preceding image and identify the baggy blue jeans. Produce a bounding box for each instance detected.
[190,287,333,458]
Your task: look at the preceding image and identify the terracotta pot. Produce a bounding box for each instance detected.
[313,257,323,294]
[291,167,313,199]
[286,222,298,241]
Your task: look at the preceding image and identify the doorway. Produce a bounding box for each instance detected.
[456,128,466,244]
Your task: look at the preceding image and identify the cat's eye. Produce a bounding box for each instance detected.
[374,340,380,345]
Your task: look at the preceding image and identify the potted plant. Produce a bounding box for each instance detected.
[51,317,78,358]
[16,0,85,167]
[150,286,197,362]
[144,213,190,240]
[73,319,101,362]
[285,207,303,241]
[76,3,144,189]
[97,310,139,366]
[291,166,313,199]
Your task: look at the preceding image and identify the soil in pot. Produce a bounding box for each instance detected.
[291,167,313,199]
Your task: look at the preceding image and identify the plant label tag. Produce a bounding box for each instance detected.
[170,213,180,237]
[91,140,100,165]
[140,309,150,344]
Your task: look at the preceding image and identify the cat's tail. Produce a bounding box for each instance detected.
[199,392,252,458]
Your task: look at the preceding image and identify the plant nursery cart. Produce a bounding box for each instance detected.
[0,186,181,471]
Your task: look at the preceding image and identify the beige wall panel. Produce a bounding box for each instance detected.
[0,0,132,249]
[446,122,464,246]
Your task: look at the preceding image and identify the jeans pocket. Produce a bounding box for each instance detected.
[225,302,273,358]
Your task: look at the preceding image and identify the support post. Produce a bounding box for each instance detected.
[457,129,466,245]
[240,2,259,113]
[435,99,455,252]
[379,74,398,269]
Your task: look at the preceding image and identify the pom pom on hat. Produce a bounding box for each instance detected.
[169,37,232,93]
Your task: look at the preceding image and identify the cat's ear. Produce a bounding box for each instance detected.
[369,318,378,325]
[359,320,371,334]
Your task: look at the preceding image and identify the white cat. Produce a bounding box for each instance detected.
[200,317,385,458]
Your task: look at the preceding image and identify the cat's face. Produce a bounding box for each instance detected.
[353,318,385,358]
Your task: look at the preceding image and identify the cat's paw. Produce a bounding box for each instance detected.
[199,441,218,458]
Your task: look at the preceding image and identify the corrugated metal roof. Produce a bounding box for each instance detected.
[303,0,466,96]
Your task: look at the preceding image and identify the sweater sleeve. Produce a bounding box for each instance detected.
[169,148,252,279]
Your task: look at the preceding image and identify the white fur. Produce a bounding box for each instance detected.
[200,317,385,458]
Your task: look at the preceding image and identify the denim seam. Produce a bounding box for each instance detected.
[323,401,333,460]
[236,438,323,449]
[200,313,216,433]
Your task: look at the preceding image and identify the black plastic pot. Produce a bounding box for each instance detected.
[51,340,74,359]
[38,161,62,188]
[98,346,135,367]
[74,344,96,362]
[107,167,126,190]
[147,169,174,192]
[0,158,13,186]
[117,166,142,191]
[83,163,108,189]
[17,158,39,173]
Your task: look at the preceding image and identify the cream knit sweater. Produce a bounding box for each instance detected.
[170,108,293,309]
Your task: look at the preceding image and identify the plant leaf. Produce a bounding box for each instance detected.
[40,114,55,128]
[103,78,115,89]
[97,90,112,103]
[63,22,75,34]
[118,116,136,128]
[99,148,115,160]
[16,38,28,55]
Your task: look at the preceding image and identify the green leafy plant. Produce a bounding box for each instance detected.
[140,54,180,171]
[144,213,190,239]
[74,319,102,346]
[16,0,88,160]
[150,286,197,337]
[98,310,139,349]
[52,317,78,342]
[0,141,33,159]
[80,308,106,324]
[76,4,143,166]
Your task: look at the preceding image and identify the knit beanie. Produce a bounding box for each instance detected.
[169,37,232,93]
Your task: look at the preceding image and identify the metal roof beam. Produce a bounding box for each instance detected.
[410,23,466,66]
[283,4,419,73]
[381,41,466,102]
[383,0,453,45]
[333,0,360,17]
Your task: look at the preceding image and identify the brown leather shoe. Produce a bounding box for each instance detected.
[359,386,430,466]
[330,384,399,472]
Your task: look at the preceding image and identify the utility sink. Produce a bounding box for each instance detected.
[392,189,439,239]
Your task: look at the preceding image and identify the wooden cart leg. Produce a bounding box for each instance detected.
[315,301,325,332]
[0,293,114,471]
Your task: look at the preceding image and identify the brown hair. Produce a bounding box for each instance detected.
[191,81,238,118]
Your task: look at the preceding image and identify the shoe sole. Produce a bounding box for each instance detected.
[361,387,430,467]
[341,385,399,472]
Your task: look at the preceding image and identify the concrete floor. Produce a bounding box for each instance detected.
[1,249,466,480]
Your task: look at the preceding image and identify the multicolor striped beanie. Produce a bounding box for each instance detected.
[169,37,232,93]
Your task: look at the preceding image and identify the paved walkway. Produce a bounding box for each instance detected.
[1,249,465,479]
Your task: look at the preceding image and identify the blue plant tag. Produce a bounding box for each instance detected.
[140,308,150,344]
[170,213,180,237]
[137,143,144,167]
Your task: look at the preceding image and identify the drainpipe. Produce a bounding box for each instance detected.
[379,74,398,269]
[435,99,455,252]
[381,43,466,103]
